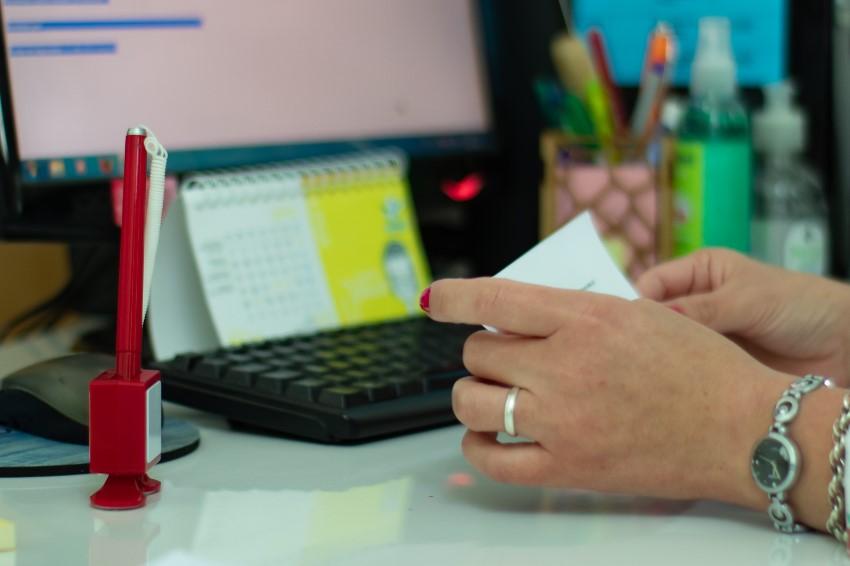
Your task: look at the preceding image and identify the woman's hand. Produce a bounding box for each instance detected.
[636,249,850,386]
[424,277,792,505]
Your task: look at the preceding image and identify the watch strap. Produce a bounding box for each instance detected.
[768,493,808,534]
[761,374,825,533]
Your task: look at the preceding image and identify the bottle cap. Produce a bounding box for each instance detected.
[753,81,806,155]
[660,96,685,131]
[690,17,737,98]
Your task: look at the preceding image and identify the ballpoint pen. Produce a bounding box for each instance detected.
[89,127,164,510]
[631,23,675,140]
[115,128,147,381]
[587,27,627,137]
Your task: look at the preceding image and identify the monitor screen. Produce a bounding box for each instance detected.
[0,0,492,184]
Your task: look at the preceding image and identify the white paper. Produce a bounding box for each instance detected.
[493,211,638,301]
[149,196,220,361]
[148,198,220,360]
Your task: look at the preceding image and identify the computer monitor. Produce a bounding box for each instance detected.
[0,0,495,239]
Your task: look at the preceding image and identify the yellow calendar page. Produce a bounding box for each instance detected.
[305,169,431,325]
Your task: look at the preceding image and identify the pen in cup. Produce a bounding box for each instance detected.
[631,22,676,141]
[550,32,615,158]
[587,27,627,137]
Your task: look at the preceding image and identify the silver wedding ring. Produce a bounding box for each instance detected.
[504,386,521,437]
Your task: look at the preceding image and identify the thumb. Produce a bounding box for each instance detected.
[667,289,753,335]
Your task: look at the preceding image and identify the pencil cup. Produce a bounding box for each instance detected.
[539,131,665,279]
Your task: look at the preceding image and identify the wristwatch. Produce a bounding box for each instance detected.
[750,374,825,533]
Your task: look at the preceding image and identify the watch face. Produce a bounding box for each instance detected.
[751,435,797,494]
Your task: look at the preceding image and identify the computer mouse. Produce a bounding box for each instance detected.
[0,353,113,445]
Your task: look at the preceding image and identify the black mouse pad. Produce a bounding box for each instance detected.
[0,417,200,477]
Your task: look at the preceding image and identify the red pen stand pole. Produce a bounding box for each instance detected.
[89,128,163,510]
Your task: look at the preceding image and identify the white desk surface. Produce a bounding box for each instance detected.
[0,403,845,566]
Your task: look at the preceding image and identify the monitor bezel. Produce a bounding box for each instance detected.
[0,1,501,241]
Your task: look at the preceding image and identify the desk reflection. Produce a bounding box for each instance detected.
[90,508,159,566]
[0,421,846,566]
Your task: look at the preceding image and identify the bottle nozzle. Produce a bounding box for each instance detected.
[697,17,731,58]
[764,81,795,111]
[753,80,806,155]
[691,17,737,98]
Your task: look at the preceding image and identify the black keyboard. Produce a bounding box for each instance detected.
[155,317,476,443]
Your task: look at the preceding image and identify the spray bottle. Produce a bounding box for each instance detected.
[751,81,829,274]
[673,17,751,255]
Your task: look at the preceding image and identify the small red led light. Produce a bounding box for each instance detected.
[441,173,484,202]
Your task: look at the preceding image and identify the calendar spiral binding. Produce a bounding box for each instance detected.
[182,150,407,209]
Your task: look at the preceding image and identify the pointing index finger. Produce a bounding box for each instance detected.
[426,277,582,337]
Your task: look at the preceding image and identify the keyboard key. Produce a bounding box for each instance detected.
[286,378,327,403]
[326,359,351,371]
[323,376,352,386]
[220,346,249,356]
[172,353,201,372]
[288,353,315,365]
[349,356,372,367]
[225,353,253,365]
[249,350,276,361]
[303,364,328,376]
[224,363,272,387]
[255,369,302,394]
[313,337,337,348]
[336,334,363,346]
[268,358,298,370]
[354,342,379,354]
[292,341,318,353]
[334,346,360,357]
[345,369,370,381]
[384,376,425,396]
[194,357,229,380]
[270,345,297,356]
[358,380,396,402]
[318,386,369,409]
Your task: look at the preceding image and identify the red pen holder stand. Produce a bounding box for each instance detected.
[89,369,162,510]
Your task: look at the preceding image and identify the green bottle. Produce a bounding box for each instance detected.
[673,17,752,256]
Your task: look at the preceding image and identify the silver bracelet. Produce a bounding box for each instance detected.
[826,391,850,543]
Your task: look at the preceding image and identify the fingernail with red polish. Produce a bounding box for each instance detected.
[419,287,431,313]
[668,304,685,314]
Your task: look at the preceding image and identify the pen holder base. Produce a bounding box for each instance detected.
[89,368,163,510]
[90,473,160,510]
